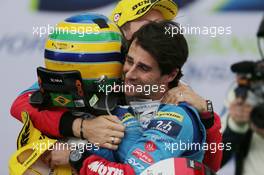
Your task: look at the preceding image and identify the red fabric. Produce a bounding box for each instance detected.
[174,158,206,175]
[200,111,212,119]
[202,112,223,172]
[80,155,135,175]
[10,91,67,137]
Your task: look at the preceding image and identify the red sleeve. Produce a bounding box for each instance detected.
[202,112,223,172]
[10,91,67,137]
[80,155,135,175]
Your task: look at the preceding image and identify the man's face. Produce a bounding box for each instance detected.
[123,40,174,100]
[122,9,164,40]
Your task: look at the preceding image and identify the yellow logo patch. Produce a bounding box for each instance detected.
[52,42,73,50]
[122,113,134,122]
[157,112,184,122]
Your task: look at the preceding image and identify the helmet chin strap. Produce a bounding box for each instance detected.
[98,75,113,116]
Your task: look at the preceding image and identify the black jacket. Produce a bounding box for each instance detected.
[221,124,253,175]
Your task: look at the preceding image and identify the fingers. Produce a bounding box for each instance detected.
[163,85,193,105]
[72,168,79,175]
[113,137,122,144]
[103,116,125,132]
[161,94,168,103]
[104,115,126,131]
[108,122,126,133]
[230,100,252,124]
[104,115,122,124]
[50,162,56,169]
[179,80,189,86]
[177,82,185,88]
[108,130,125,139]
[101,142,118,150]
[50,151,59,167]
[162,90,179,105]
[108,136,122,144]
[41,151,51,166]
[100,135,121,150]
[166,96,179,105]
[49,149,71,167]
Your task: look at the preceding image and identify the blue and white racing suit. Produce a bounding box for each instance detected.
[90,103,206,174]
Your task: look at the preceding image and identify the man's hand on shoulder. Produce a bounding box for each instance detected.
[72,115,125,150]
[162,82,207,113]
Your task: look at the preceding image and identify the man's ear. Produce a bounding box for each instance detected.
[166,68,179,83]
[121,23,132,40]
[123,30,129,40]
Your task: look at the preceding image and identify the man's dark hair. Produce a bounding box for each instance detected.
[129,20,188,87]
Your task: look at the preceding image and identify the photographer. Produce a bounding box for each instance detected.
[221,60,264,175]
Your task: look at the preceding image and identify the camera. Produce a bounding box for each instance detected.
[231,60,264,102]
[231,60,264,128]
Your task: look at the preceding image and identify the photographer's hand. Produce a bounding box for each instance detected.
[72,115,125,150]
[229,98,253,125]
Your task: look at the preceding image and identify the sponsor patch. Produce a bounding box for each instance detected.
[147,120,182,138]
[132,0,159,11]
[135,4,151,15]
[114,13,121,22]
[132,149,154,164]
[89,94,98,107]
[157,112,184,122]
[121,113,134,123]
[88,161,124,175]
[52,42,72,50]
[144,141,157,152]
[187,159,202,170]
[127,158,145,170]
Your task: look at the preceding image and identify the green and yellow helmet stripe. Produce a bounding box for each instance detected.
[44,13,124,86]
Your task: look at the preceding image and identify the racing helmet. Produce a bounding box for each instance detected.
[44,13,123,85]
[110,0,178,27]
[31,13,124,114]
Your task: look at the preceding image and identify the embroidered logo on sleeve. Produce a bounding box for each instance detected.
[145,141,157,152]
[157,112,184,122]
[147,120,182,138]
[132,149,154,165]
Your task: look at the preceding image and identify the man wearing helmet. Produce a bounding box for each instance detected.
[12,15,205,174]
[10,0,222,173]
